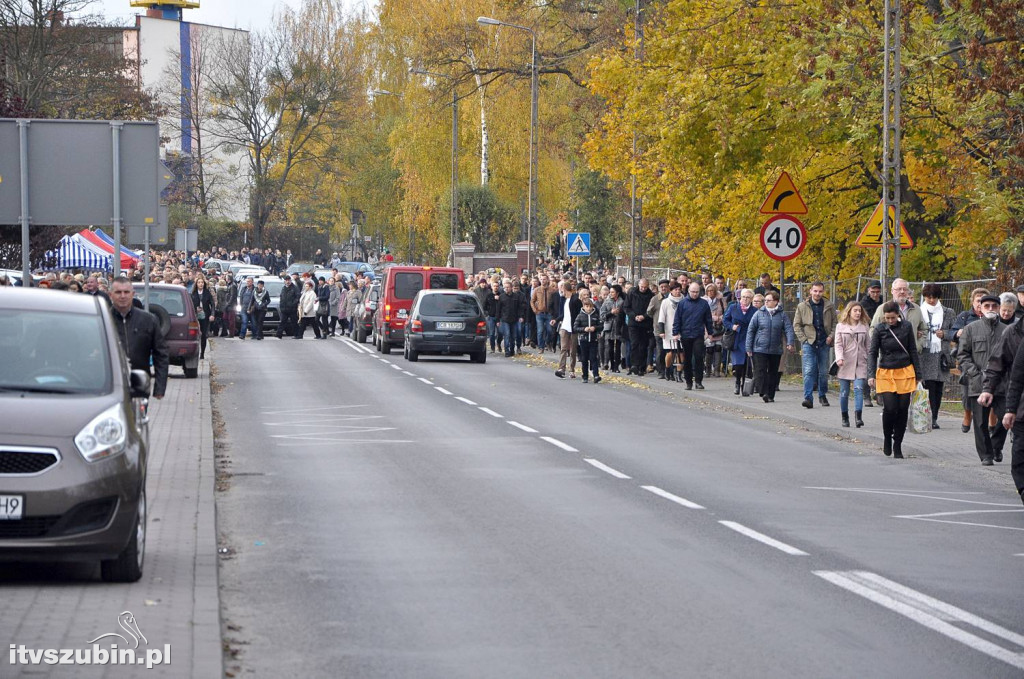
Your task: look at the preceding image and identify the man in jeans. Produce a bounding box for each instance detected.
[794,281,837,408]
[236,277,256,340]
[531,274,553,353]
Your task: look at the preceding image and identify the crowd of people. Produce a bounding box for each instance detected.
[4,252,1023,506]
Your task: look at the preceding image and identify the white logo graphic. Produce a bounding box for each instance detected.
[87,611,148,649]
[9,611,170,669]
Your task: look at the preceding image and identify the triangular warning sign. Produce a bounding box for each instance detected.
[855,201,913,249]
[759,171,808,215]
[568,234,588,254]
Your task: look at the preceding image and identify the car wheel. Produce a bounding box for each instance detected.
[355,327,365,343]
[101,488,145,583]
[405,343,418,362]
[471,351,486,364]
[183,355,199,379]
[381,338,392,354]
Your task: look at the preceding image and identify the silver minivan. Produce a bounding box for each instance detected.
[0,288,150,581]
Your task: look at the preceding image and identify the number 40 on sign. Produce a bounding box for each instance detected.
[760,215,807,262]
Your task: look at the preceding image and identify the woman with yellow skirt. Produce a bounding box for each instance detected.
[868,301,921,458]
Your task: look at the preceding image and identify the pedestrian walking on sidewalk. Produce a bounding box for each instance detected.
[834,301,870,428]
[868,302,921,459]
[919,283,954,428]
[794,281,837,409]
[574,297,602,383]
[190,275,214,359]
[672,283,714,390]
[998,340,1024,507]
[656,283,684,381]
[957,295,1008,465]
[601,284,625,373]
[724,289,756,395]
[745,290,795,403]
[554,280,581,378]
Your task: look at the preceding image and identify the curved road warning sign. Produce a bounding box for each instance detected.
[759,171,808,215]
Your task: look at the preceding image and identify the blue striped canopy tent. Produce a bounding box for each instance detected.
[47,236,112,271]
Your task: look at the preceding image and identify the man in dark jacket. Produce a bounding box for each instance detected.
[109,277,169,399]
[483,281,502,353]
[623,278,655,376]
[859,280,883,320]
[672,283,714,389]
[497,280,523,357]
[952,287,990,432]
[999,335,1024,506]
[276,277,300,339]
[958,295,1006,465]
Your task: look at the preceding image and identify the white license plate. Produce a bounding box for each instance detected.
[397,309,408,318]
[436,322,464,331]
[0,495,24,520]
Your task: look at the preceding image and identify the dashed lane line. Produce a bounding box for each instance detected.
[478,407,504,418]
[583,458,631,479]
[402,371,416,376]
[435,387,454,396]
[718,521,808,556]
[454,397,477,405]
[539,436,577,452]
[418,377,434,385]
[390,364,403,370]
[507,421,538,433]
[641,486,705,510]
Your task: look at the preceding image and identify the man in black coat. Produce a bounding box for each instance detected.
[623,278,655,375]
[276,277,300,339]
[109,277,169,399]
[497,280,523,358]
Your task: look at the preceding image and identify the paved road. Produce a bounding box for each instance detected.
[213,336,1024,678]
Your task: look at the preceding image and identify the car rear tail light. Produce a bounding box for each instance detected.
[188,321,199,338]
[476,321,487,335]
[384,303,391,322]
[411,320,422,333]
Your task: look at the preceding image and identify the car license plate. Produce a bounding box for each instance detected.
[398,309,408,318]
[0,495,24,520]
[436,322,464,331]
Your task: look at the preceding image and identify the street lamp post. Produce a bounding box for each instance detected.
[409,68,459,267]
[478,16,537,271]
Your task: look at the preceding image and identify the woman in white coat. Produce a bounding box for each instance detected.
[297,281,323,339]
[834,301,870,428]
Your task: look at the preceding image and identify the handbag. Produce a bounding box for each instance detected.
[742,360,756,397]
[828,360,839,377]
[316,300,328,317]
[939,352,951,371]
[723,327,736,351]
[909,382,932,434]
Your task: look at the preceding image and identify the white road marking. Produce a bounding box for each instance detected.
[339,338,368,353]
[391,364,403,370]
[261,404,367,415]
[380,359,392,364]
[418,378,434,385]
[265,416,383,425]
[583,458,631,479]
[269,426,395,437]
[276,439,413,445]
[539,436,576,452]
[894,509,1024,532]
[434,387,453,396]
[454,397,477,405]
[806,487,1015,507]
[507,421,538,433]
[815,570,1024,671]
[641,485,705,509]
[718,521,808,556]
[478,407,504,418]
[402,371,416,376]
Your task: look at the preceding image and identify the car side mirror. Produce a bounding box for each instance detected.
[130,370,151,398]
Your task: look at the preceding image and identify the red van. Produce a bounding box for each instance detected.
[373,266,466,353]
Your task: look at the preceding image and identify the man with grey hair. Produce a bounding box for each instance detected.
[871,278,927,350]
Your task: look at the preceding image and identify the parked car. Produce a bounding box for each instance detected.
[334,261,375,279]
[286,262,316,277]
[227,263,269,279]
[403,289,487,363]
[354,280,379,343]
[0,288,151,582]
[374,266,465,354]
[132,283,201,378]
[233,276,285,331]
[202,259,232,275]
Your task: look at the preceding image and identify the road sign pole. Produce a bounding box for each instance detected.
[144,225,151,312]
[111,122,124,279]
[17,120,30,285]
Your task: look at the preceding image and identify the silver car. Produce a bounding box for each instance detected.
[0,289,150,581]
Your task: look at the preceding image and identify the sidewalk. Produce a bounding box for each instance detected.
[520,348,1016,487]
[0,363,221,678]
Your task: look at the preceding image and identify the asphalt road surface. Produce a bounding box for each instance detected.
[213,336,1024,678]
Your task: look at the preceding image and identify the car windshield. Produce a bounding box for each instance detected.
[336,263,369,274]
[136,288,186,316]
[261,280,285,297]
[418,294,480,317]
[0,310,112,394]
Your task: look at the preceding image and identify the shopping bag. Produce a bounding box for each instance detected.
[742,361,756,397]
[908,383,932,434]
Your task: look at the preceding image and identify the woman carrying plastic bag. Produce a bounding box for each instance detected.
[908,382,932,434]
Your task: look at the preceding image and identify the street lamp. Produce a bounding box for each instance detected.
[409,68,459,267]
[477,15,538,270]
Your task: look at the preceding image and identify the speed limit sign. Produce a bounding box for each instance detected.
[759,215,807,261]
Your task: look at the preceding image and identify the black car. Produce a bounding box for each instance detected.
[403,290,487,363]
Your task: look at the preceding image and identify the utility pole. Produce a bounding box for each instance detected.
[881,0,903,292]
[629,0,644,282]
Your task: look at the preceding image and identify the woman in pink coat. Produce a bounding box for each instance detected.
[835,301,870,428]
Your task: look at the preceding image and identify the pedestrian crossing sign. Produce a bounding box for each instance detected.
[855,201,913,249]
[567,232,591,257]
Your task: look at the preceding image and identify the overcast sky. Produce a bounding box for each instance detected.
[88,0,370,31]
